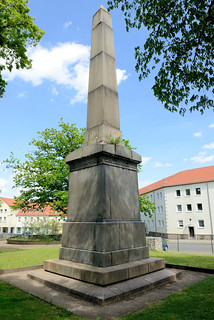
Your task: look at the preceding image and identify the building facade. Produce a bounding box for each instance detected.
[139,166,214,240]
[0,198,63,236]
[0,198,18,234]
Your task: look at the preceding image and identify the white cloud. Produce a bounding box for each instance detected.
[191,152,214,163]
[138,180,154,189]
[209,123,214,128]
[153,162,171,168]
[64,21,72,29]
[193,132,202,137]
[203,141,214,149]
[154,162,162,167]
[116,69,128,85]
[0,178,9,193]
[51,85,59,96]
[141,157,152,165]
[17,92,26,98]
[3,42,128,104]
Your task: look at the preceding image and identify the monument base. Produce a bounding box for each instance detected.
[43,257,164,286]
[28,265,182,305]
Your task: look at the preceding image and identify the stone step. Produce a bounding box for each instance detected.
[28,267,182,306]
[43,257,165,286]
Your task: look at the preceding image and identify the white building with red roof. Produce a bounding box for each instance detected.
[16,205,63,234]
[0,197,18,234]
[0,198,63,236]
[139,165,214,240]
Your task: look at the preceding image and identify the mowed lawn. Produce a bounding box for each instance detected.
[0,246,60,270]
[0,247,214,320]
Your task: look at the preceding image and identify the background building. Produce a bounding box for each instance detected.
[0,198,18,235]
[0,198,63,237]
[139,165,214,240]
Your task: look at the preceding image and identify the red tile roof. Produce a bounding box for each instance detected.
[139,165,214,195]
[17,205,62,216]
[0,197,62,216]
[0,197,16,206]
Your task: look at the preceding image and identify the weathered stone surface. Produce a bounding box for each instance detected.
[43,257,165,286]
[66,150,141,222]
[84,5,121,146]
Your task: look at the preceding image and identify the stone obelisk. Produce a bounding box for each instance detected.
[29,6,181,305]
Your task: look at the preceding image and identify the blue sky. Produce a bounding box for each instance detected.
[0,0,214,197]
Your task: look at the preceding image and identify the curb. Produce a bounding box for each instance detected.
[0,265,42,275]
[166,263,214,274]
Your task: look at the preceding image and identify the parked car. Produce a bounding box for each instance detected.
[162,238,168,251]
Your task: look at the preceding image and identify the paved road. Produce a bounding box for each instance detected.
[167,239,214,255]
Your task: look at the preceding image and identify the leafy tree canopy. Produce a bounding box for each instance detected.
[4,119,85,213]
[107,0,214,115]
[139,194,155,218]
[0,0,44,97]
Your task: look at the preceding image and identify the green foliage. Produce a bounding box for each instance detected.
[139,194,155,217]
[4,119,85,213]
[109,136,122,145]
[23,217,62,236]
[0,0,44,98]
[107,0,214,115]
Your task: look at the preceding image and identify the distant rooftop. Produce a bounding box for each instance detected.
[139,165,214,195]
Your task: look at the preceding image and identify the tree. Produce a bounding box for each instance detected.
[0,0,44,98]
[139,194,155,217]
[4,119,85,213]
[107,0,214,115]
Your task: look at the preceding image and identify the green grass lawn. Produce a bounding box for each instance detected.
[119,276,214,320]
[0,247,59,270]
[150,250,214,269]
[0,280,85,320]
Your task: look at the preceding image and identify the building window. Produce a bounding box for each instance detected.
[176,190,181,197]
[197,203,203,211]
[0,209,3,213]
[17,227,21,234]
[0,217,2,222]
[18,217,21,222]
[198,220,204,228]
[157,193,159,200]
[158,220,161,227]
[177,205,182,212]
[151,220,154,228]
[24,217,27,221]
[4,209,7,213]
[160,192,162,199]
[150,194,153,200]
[160,206,163,213]
[161,220,164,227]
[4,217,6,222]
[157,206,160,213]
[185,189,190,196]
[178,220,184,228]
[195,188,201,195]
[186,204,192,212]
